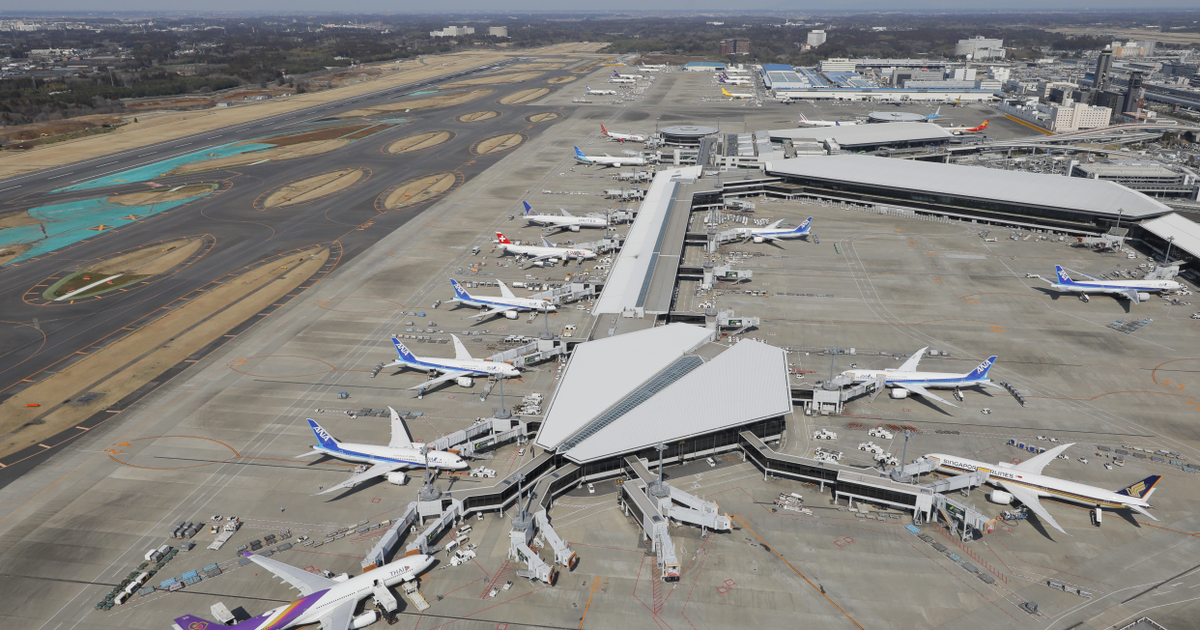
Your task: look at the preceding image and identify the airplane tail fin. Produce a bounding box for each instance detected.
[391,336,418,364]
[795,217,813,233]
[573,146,586,159]
[306,419,339,450]
[1054,265,1075,285]
[965,356,998,381]
[495,232,512,244]
[175,614,273,630]
[722,88,731,96]
[1116,475,1162,500]
[541,236,555,248]
[600,124,609,135]
[522,201,536,216]
[981,119,989,129]
[450,278,471,301]
[798,113,808,122]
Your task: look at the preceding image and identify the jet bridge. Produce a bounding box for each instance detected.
[405,503,459,556]
[624,456,732,532]
[533,463,580,571]
[362,502,420,571]
[619,472,681,582]
[507,475,558,585]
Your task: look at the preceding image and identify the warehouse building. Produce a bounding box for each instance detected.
[1071,161,1198,199]
[768,123,953,153]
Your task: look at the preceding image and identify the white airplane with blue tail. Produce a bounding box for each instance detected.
[1047,265,1180,304]
[386,335,520,393]
[449,278,555,320]
[841,349,998,408]
[732,216,813,243]
[298,411,467,495]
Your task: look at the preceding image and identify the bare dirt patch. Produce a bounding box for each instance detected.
[0,243,32,266]
[546,76,577,85]
[442,71,543,89]
[472,134,524,155]
[262,168,366,208]
[383,173,457,210]
[526,112,561,123]
[385,131,454,155]
[336,89,494,118]
[572,58,608,74]
[456,111,500,123]
[92,237,205,276]
[107,184,216,207]
[509,62,565,71]
[0,246,330,458]
[265,124,373,146]
[498,88,550,105]
[166,139,351,176]
[0,210,42,230]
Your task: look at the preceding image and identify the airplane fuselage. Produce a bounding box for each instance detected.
[311,441,467,471]
[925,454,1152,511]
[1053,279,1179,294]
[527,216,607,229]
[843,369,990,390]
[454,293,556,313]
[390,353,519,378]
[497,242,597,261]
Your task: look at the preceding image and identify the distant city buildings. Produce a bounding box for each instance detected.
[818,58,856,72]
[1110,40,1156,57]
[430,25,474,38]
[1049,102,1112,133]
[955,36,1005,60]
[488,26,508,38]
[719,39,751,56]
[807,30,826,47]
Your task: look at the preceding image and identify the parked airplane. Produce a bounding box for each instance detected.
[600,124,647,143]
[841,349,998,408]
[299,413,467,495]
[449,277,555,320]
[1046,265,1180,304]
[732,216,813,244]
[613,70,644,79]
[608,75,637,84]
[944,119,989,134]
[387,335,520,392]
[585,85,617,95]
[573,145,647,168]
[637,63,662,72]
[521,201,607,232]
[721,87,754,100]
[924,106,942,120]
[494,231,598,263]
[719,73,752,86]
[797,112,863,127]
[175,551,435,630]
[924,444,1161,535]
[639,62,667,69]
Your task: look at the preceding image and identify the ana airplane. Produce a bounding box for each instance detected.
[719,73,752,86]
[573,145,647,168]
[944,119,989,134]
[494,231,598,263]
[841,349,998,408]
[175,551,435,630]
[387,335,520,392]
[585,85,618,95]
[449,277,555,320]
[600,124,647,143]
[924,444,1161,535]
[797,112,863,127]
[1046,265,1181,304]
[731,216,813,243]
[613,70,644,79]
[522,201,607,232]
[298,413,467,495]
[721,87,754,100]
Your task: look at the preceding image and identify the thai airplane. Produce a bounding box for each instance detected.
[175,551,435,630]
[585,85,618,95]
[449,277,556,320]
[944,119,989,134]
[613,69,644,79]
[719,73,752,86]
[1046,265,1180,304]
[841,349,998,408]
[521,201,608,232]
[573,145,647,168]
[923,443,1161,535]
[721,87,754,100]
[494,231,597,263]
[797,112,863,127]
[732,216,812,244]
[298,412,467,495]
[924,106,942,120]
[386,335,520,392]
[600,124,646,143]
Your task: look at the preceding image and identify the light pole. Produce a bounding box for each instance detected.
[649,443,669,497]
[1165,236,1175,265]
[901,430,914,483]
[496,377,511,419]
[1115,208,1124,231]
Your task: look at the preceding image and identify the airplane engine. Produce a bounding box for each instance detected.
[569,225,580,232]
[1138,292,1150,301]
[612,163,622,168]
[386,471,409,486]
[351,611,380,629]
[753,236,765,244]
[456,376,475,388]
[889,388,910,399]
[504,310,519,320]
[331,573,351,583]
[988,490,1013,505]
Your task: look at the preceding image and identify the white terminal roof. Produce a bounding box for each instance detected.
[1140,213,1200,259]
[765,154,1174,219]
[593,165,702,315]
[769,122,952,146]
[534,324,793,464]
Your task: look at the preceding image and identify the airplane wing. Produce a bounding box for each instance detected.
[897,348,927,373]
[242,551,336,596]
[407,370,473,391]
[764,219,784,229]
[497,280,516,300]
[388,406,414,449]
[316,461,410,496]
[560,208,575,218]
[468,306,512,320]
[1011,442,1074,475]
[1124,289,1141,304]
[317,601,356,630]
[1071,268,1108,281]
[451,335,474,361]
[523,252,563,264]
[901,383,959,408]
[998,481,1068,535]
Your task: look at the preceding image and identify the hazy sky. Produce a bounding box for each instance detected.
[8,0,1200,13]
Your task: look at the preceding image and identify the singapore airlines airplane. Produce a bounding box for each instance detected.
[1046,265,1181,304]
[842,349,998,408]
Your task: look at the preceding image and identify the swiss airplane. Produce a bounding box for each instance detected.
[175,551,435,630]
[943,119,989,134]
[797,112,863,127]
[574,145,647,168]
[601,124,647,143]
[298,413,467,495]
[585,85,617,95]
[841,349,998,408]
[924,444,1161,535]
[449,277,556,319]
[522,201,608,232]
[730,216,813,244]
[1045,265,1181,304]
[387,335,520,392]
[721,87,754,100]
[494,231,597,263]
